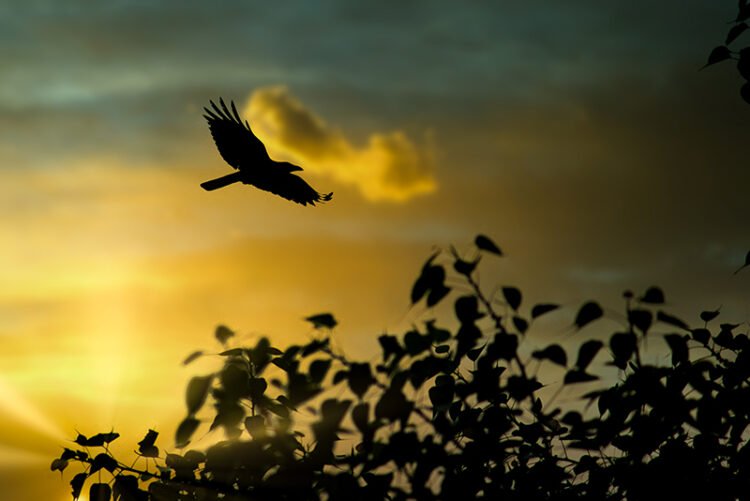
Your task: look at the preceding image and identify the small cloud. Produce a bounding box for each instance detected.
[244,86,437,202]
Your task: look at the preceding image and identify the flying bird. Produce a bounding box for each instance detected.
[200,98,333,206]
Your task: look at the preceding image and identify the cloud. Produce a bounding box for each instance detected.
[243,86,437,202]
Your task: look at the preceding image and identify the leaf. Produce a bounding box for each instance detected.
[70,472,88,499]
[309,359,332,384]
[726,22,748,44]
[467,346,484,361]
[640,286,665,304]
[664,334,689,366]
[434,344,450,354]
[575,340,603,370]
[502,287,522,311]
[215,325,234,345]
[455,295,483,323]
[700,308,720,323]
[182,350,204,365]
[185,375,213,415]
[305,313,337,330]
[453,257,478,276]
[532,344,567,367]
[609,332,637,368]
[89,482,112,501]
[348,363,375,399]
[531,303,559,319]
[137,429,158,455]
[628,309,653,334]
[734,250,750,275]
[90,453,118,474]
[113,475,140,500]
[574,301,603,330]
[657,311,689,331]
[512,316,529,335]
[692,328,711,344]
[564,370,599,384]
[426,284,451,307]
[411,252,440,304]
[50,458,68,473]
[475,234,502,256]
[702,45,732,68]
[175,417,200,448]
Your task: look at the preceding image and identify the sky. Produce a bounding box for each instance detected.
[1,1,750,498]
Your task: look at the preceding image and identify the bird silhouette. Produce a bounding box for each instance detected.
[200,98,333,206]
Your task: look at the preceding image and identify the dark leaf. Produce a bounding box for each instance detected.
[475,234,502,256]
[219,348,244,357]
[726,22,748,44]
[640,286,665,304]
[702,45,732,68]
[352,402,370,433]
[113,475,140,500]
[513,316,529,335]
[609,332,637,368]
[576,340,603,370]
[137,429,158,450]
[404,330,431,355]
[574,301,604,330]
[664,334,689,366]
[434,344,450,354]
[71,473,88,499]
[531,303,559,319]
[90,453,118,474]
[348,363,375,399]
[700,309,720,323]
[182,351,204,365]
[186,375,213,415]
[333,370,349,385]
[453,257,478,276]
[657,311,689,331]
[175,417,200,448]
[564,370,599,384]
[467,346,484,361]
[628,308,653,334]
[90,483,112,501]
[80,432,120,447]
[215,325,234,345]
[244,415,266,439]
[305,313,337,330]
[309,359,332,384]
[378,334,403,361]
[734,250,750,275]
[692,328,711,344]
[50,458,68,473]
[502,287,522,311]
[532,344,567,367]
[454,295,483,323]
[426,284,451,307]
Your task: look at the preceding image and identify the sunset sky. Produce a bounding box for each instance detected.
[2,1,750,498]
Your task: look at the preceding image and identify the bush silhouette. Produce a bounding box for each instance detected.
[52,234,750,500]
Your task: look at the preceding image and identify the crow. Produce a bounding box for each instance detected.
[200,98,333,206]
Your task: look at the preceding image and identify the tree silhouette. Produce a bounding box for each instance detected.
[52,234,750,500]
[201,98,333,206]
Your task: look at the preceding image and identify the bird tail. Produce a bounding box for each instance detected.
[200,172,243,191]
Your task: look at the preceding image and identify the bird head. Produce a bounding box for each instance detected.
[277,161,303,173]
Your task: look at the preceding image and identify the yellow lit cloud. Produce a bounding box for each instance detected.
[244,86,437,202]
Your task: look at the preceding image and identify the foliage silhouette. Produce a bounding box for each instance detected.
[200,98,333,206]
[53,235,750,500]
[705,1,750,104]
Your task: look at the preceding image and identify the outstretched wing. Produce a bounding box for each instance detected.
[261,171,333,206]
[203,98,268,170]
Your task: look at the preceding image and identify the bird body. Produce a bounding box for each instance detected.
[201,98,332,206]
